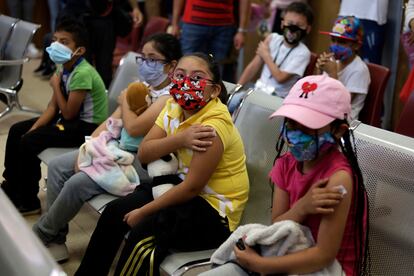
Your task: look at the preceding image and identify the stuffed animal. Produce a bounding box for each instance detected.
[125,81,150,115]
[147,153,180,199]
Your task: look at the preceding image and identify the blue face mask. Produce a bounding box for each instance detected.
[46,42,77,64]
[329,44,353,62]
[137,60,168,87]
[283,127,336,161]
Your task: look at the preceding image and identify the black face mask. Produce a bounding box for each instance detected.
[282,25,307,45]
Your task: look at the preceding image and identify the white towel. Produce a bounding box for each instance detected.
[210,220,344,276]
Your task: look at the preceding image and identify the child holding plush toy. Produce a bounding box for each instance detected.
[32,32,183,262]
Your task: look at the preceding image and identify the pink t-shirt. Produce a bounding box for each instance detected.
[269,146,364,276]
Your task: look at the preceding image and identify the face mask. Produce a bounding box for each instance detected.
[170,76,210,111]
[138,60,168,87]
[329,44,353,61]
[283,127,336,161]
[282,25,307,45]
[46,41,78,64]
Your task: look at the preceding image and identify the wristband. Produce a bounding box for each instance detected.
[237,28,248,33]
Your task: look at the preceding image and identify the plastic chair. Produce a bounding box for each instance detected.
[138,16,170,51]
[303,52,318,77]
[0,14,19,59]
[0,19,41,118]
[358,63,390,127]
[395,91,414,138]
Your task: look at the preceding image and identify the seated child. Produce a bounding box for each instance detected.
[75,53,249,276]
[201,75,369,276]
[32,32,182,262]
[316,15,371,121]
[0,17,107,214]
[77,82,149,196]
[237,2,313,98]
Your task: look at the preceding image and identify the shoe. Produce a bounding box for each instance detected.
[18,204,41,216]
[47,243,69,263]
[33,63,47,76]
[26,43,42,59]
[0,180,21,207]
[18,198,41,216]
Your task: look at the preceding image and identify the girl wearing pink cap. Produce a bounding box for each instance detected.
[218,75,369,276]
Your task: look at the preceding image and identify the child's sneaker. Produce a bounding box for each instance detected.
[47,243,69,263]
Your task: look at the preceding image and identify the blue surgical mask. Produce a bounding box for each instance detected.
[46,41,77,64]
[137,60,168,87]
[329,44,353,62]
[283,128,336,161]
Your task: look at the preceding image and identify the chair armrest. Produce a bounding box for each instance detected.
[0,57,29,66]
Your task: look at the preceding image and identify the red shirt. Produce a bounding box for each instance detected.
[269,146,366,276]
[182,0,235,26]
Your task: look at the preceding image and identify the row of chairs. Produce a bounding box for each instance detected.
[0,14,41,119]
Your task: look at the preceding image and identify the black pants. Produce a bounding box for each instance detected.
[85,15,116,89]
[76,182,231,276]
[2,117,98,207]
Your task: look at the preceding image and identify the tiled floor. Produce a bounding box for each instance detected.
[0,59,102,275]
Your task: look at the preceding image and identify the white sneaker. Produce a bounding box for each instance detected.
[26,43,42,59]
[47,243,69,263]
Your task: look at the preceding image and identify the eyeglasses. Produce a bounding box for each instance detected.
[170,71,214,83]
[136,54,168,68]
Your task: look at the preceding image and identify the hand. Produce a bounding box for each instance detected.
[179,124,216,151]
[170,24,181,38]
[316,52,337,77]
[256,41,271,61]
[233,32,245,50]
[132,7,143,28]
[234,242,261,273]
[49,72,61,89]
[118,89,127,105]
[123,208,145,227]
[297,178,344,216]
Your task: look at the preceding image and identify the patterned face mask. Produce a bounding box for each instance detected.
[170,76,211,111]
[329,44,353,61]
[283,126,336,161]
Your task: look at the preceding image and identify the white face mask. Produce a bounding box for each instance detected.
[46,41,79,64]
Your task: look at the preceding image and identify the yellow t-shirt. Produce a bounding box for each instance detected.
[155,98,249,231]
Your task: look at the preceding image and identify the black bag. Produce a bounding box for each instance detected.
[112,3,133,37]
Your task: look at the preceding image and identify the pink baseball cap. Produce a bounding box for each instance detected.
[269,74,351,129]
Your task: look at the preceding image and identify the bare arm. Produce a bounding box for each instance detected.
[28,94,59,132]
[137,122,216,164]
[171,0,185,37]
[238,171,352,275]
[128,0,143,27]
[237,54,264,85]
[233,0,250,50]
[125,131,224,226]
[256,36,294,84]
[121,95,170,137]
[90,106,122,137]
[50,74,86,120]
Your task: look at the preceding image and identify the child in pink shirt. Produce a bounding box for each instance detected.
[234,75,369,275]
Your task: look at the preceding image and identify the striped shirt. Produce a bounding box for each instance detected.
[182,0,235,26]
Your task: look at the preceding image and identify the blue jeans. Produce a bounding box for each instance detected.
[180,23,236,63]
[360,19,386,64]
